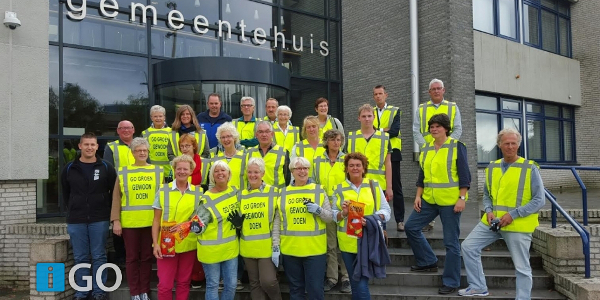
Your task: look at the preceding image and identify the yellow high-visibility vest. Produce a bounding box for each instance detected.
[107,140,134,169]
[205,148,247,189]
[278,183,327,257]
[312,152,346,197]
[169,131,208,157]
[197,187,240,264]
[273,123,300,153]
[232,119,257,142]
[294,140,325,175]
[418,100,457,145]
[374,105,402,150]
[334,179,380,254]
[158,183,202,253]
[247,145,287,188]
[481,158,539,233]
[118,165,163,228]
[142,126,172,178]
[240,185,279,258]
[318,115,339,141]
[419,138,467,206]
[347,130,389,190]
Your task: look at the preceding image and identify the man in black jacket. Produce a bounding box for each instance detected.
[61,133,117,300]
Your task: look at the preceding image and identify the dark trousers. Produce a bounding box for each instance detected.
[113,232,126,263]
[122,227,153,296]
[391,160,405,223]
[282,254,326,300]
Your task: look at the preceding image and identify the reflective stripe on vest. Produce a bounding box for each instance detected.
[334,179,380,254]
[247,145,286,188]
[481,158,538,233]
[159,184,202,253]
[419,138,466,206]
[347,130,389,189]
[170,131,207,157]
[318,116,337,141]
[108,141,134,169]
[240,185,279,258]
[233,119,257,141]
[208,148,247,190]
[295,140,325,173]
[119,165,163,228]
[374,105,402,151]
[197,187,240,263]
[142,128,171,166]
[419,100,457,144]
[274,124,300,153]
[313,154,346,197]
[279,184,327,257]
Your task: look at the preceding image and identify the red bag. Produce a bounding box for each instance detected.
[346,201,365,238]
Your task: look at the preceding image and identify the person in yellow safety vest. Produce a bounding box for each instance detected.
[167,105,210,163]
[239,157,283,300]
[110,138,163,300]
[332,152,391,299]
[315,97,345,148]
[291,116,325,178]
[346,104,393,200]
[372,85,406,232]
[273,105,299,153]
[279,156,334,300]
[459,128,545,299]
[404,113,471,295]
[193,160,241,300]
[247,121,291,188]
[104,119,135,268]
[206,122,247,190]
[312,129,351,293]
[233,97,259,148]
[263,98,279,124]
[151,155,204,300]
[142,105,172,181]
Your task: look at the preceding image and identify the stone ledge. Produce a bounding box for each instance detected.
[0,224,67,235]
[539,209,600,223]
[534,226,584,259]
[555,274,600,300]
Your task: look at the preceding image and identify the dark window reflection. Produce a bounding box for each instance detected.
[224,38,276,62]
[63,48,149,136]
[222,0,276,36]
[290,78,327,125]
[49,46,59,135]
[151,0,219,22]
[284,49,326,79]
[329,0,338,18]
[282,0,325,16]
[329,21,338,80]
[50,1,59,42]
[156,83,205,123]
[63,5,148,54]
[38,139,60,214]
[151,26,219,58]
[282,11,325,43]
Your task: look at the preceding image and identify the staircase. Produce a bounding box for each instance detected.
[109,233,566,299]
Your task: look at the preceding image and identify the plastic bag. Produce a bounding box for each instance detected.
[160,221,177,258]
[346,201,365,238]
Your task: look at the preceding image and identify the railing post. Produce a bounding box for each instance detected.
[551,202,557,228]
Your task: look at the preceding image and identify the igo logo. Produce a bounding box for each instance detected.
[36,263,123,292]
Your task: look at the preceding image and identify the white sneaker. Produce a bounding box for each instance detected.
[131,295,141,300]
[458,287,489,297]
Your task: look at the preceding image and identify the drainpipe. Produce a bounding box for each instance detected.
[410,0,420,161]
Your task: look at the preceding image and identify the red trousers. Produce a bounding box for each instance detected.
[122,227,153,296]
[156,250,196,300]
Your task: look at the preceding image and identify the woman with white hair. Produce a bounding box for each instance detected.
[273,105,300,153]
[196,160,242,300]
[239,157,282,300]
[206,121,247,190]
[278,157,334,300]
[142,105,172,179]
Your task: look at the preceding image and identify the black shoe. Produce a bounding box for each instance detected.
[73,297,87,300]
[410,263,438,272]
[191,280,202,289]
[438,285,456,294]
[92,294,108,300]
[323,279,336,292]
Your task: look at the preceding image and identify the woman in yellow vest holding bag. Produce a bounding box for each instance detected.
[111,138,164,300]
[151,155,204,300]
[332,152,391,299]
[239,157,282,300]
[195,160,241,300]
[279,156,334,300]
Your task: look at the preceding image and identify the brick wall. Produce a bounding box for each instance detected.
[342,1,478,200]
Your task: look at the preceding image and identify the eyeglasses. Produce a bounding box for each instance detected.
[429,87,444,91]
[134,149,148,153]
[292,167,309,172]
[257,130,272,134]
[220,135,233,140]
[118,126,134,130]
[241,104,254,108]
[180,144,193,149]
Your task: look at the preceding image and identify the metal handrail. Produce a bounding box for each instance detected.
[545,189,591,278]
[539,165,600,225]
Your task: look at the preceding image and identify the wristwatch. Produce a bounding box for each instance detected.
[459,196,466,200]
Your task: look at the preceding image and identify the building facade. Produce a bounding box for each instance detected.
[0,0,597,289]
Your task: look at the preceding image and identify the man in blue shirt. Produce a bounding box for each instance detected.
[197,93,233,148]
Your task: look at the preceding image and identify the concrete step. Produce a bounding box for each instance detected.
[386,235,509,250]
[373,266,553,289]
[387,248,543,269]
[109,283,566,300]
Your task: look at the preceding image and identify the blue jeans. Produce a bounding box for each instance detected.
[67,221,110,299]
[404,200,461,288]
[281,254,326,300]
[202,258,238,300]
[462,222,533,300]
[341,252,370,300]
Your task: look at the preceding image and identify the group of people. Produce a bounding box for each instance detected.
[60,79,545,300]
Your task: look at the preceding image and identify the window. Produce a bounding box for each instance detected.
[475,93,576,164]
[473,0,571,57]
